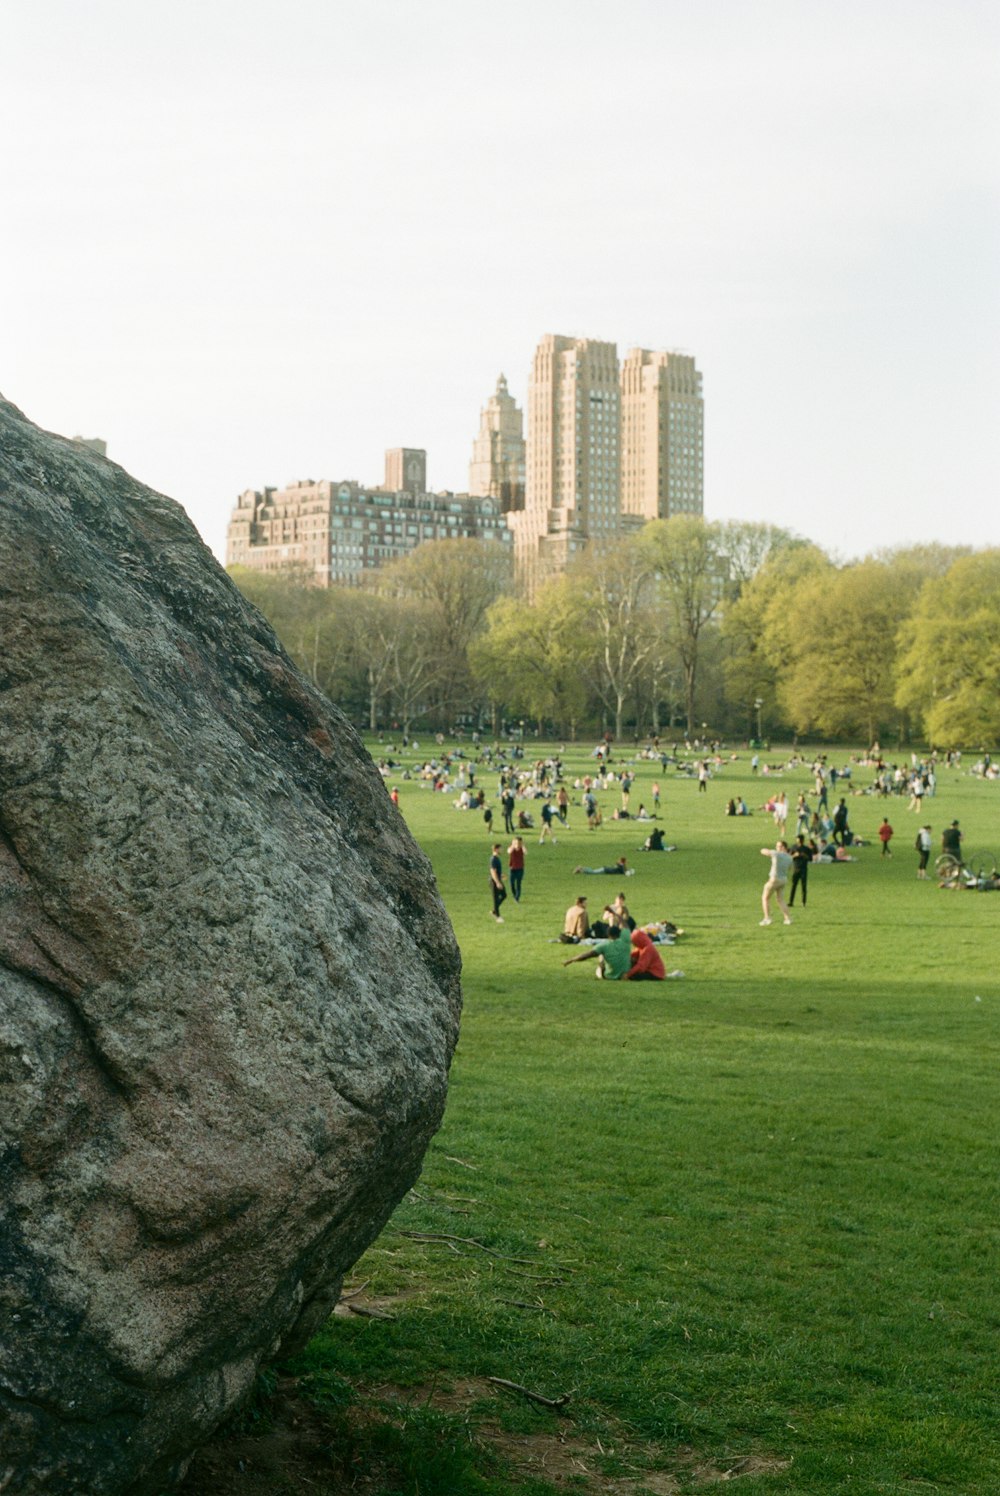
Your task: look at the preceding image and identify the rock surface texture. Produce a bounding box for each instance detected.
[0,397,462,1493]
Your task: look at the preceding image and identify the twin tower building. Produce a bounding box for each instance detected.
[475,336,703,594]
[227,334,703,595]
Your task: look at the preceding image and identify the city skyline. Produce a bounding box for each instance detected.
[3,1,997,568]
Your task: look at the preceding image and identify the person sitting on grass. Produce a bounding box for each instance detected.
[642,826,666,851]
[573,857,634,876]
[622,929,666,981]
[609,891,635,930]
[562,923,633,980]
[559,896,590,943]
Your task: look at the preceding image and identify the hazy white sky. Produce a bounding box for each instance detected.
[3,0,998,564]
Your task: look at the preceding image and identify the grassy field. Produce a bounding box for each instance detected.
[188,741,1000,1496]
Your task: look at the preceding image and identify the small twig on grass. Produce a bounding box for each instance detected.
[339,1279,371,1301]
[396,1230,538,1264]
[346,1304,396,1321]
[488,1376,574,1411]
[496,1299,553,1314]
[444,1154,479,1170]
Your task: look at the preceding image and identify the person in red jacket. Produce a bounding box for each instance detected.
[878,817,894,857]
[623,929,665,981]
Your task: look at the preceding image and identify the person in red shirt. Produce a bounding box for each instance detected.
[507,836,526,902]
[878,818,893,857]
[623,929,665,981]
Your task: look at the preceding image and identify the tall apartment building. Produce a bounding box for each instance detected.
[510,334,622,594]
[227,462,511,587]
[620,349,703,522]
[384,448,426,496]
[468,374,526,512]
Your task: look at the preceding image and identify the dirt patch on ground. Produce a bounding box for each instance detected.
[179,1363,790,1496]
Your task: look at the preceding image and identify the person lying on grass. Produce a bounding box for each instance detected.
[572,857,634,876]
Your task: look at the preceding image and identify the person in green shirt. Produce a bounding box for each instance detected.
[562,923,633,980]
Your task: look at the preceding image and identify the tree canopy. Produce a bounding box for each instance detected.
[229,530,1000,748]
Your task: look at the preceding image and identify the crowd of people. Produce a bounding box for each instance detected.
[376,732,997,961]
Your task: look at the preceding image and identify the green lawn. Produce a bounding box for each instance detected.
[294,742,1000,1495]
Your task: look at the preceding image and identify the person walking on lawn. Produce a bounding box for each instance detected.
[489,843,507,922]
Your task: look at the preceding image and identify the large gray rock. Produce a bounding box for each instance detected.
[0,397,462,1493]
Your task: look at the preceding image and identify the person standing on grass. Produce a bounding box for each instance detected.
[507,835,525,902]
[501,786,515,833]
[833,797,850,845]
[773,791,788,838]
[941,821,962,860]
[795,793,810,836]
[539,799,558,844]
[788,834,811,907]
[916,824,932,878]
[878,818,894,857]
[562,922,633,980]
[698,760,709,793]
[651,779,661,812]
[489,843,507,922]
[760,840,793,925]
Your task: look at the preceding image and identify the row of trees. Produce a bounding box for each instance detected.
[229,521,1000,747]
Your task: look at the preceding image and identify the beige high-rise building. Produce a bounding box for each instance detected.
[511,334,622,593]
[620,349,703,522]
[384,448,427,496]
[468,374,526,511]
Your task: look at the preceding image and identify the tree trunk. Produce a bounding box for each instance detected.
[368,669,378,733]
[684,664,697,735]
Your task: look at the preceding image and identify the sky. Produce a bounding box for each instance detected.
[3,0,998,566]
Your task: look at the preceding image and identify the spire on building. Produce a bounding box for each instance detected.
[468,375,526,513]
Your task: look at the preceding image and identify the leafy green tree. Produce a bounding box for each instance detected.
[895,550,1000,747]
[778,559,920,745]
[470,581,589,736]
[721,543,832,740]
